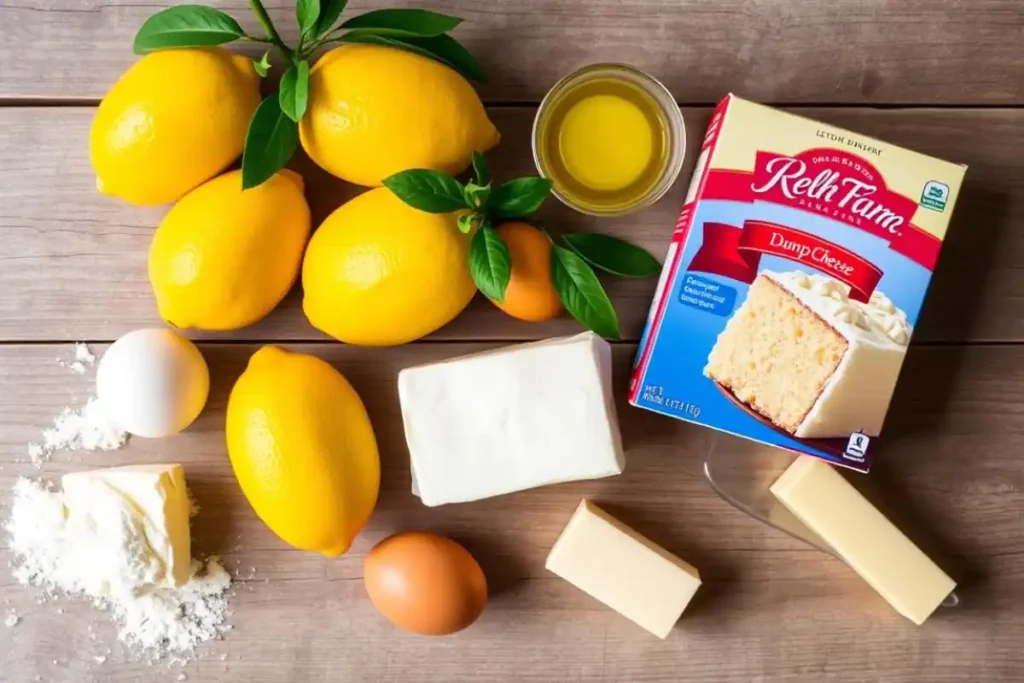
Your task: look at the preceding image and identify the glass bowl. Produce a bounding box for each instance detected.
[531,63,686,217]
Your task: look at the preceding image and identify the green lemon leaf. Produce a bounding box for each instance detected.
[551,245,620,338]
[315,0,348,36]
[471,151,489,186]
[133,5,245,53]
[242,95,299,190]
[279,61,310,122]
[490,177,553,219]
[383,169,468,213]
[464,182,491,210]
[457,214,476,234]
[339,8,462,37]
[470,226,512,303]
[253,50,272,77]
[337,33,483,81]
[561,233,662,278]
[297,0,321,38]
[397,34,483,81]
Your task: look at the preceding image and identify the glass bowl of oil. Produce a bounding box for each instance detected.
[532,63,686,217]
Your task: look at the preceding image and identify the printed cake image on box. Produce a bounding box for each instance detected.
[629,94,966,472]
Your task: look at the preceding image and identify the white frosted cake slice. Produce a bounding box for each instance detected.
[704,271,910,438]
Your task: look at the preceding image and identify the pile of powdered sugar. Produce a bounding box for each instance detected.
[5,478,232,663]
[27,398,128,467]
[27,343,127,467]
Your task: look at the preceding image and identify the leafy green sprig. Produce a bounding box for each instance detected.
[133,1,483,189]
[383,153,661,338]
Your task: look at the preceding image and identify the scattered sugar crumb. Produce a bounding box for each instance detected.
[93,655,107,664]
[75,343,96,365]
[58,343,96,374]
[4,610,19,627]
[220,653,228,661]
[188,491,201,517]
[177,675,187,682]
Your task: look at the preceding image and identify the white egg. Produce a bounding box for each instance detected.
[96,328,210,438]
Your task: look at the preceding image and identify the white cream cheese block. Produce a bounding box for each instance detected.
[398,332,625,507]
[61,464,192,595]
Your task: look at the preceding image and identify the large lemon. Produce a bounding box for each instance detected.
[148,169,311,331]
[226,346,380,557]
[302,187,477,345]
[91,48,261,206]
[299,45,500,187]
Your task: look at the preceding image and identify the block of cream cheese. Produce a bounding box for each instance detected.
[61,464,192,594]
[398,332,624,507]
[770,456,955,624]
[546,500,701,638]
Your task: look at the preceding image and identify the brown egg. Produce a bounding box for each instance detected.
[364,531,487,635]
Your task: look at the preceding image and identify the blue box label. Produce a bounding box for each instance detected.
[678,274,737,317]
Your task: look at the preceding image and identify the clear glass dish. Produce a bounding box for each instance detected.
[703,434,959,608]
[531,63,686,217]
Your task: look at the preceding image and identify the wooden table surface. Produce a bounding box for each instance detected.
[1,2,1023,682]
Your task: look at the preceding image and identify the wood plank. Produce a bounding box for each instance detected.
[1,106,1022,343]
[1,341,1023,682]
[0,1,1021,104]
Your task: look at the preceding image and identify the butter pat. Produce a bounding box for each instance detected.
[61,464,192,595]
[546,500,701,638]
[398,333,625,506]
[770,456,955,625]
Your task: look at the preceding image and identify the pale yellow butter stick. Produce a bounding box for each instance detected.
[545,500,702,638]
[770,456,955,625]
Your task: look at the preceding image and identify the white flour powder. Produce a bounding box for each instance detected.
[5,478,232,662]
[58,343,96,374]
[27,398,128,467]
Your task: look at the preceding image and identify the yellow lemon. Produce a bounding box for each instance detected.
[148,169,311,331]
[299,45,500,187]
[302,187,477,346]
[226,346,380,557]
[91,48,261,206]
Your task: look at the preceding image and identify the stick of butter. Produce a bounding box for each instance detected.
[398,332,624,506]
[770,456,955,625]
[546,500,702,638]
[61,464,192,593]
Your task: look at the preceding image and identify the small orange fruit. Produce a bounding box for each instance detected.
[492,222,563,322]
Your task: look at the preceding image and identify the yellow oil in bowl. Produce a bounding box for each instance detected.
[533,65,685,216]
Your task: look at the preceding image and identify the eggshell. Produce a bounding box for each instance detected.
[364,531,487,635]
[96,328,209,438]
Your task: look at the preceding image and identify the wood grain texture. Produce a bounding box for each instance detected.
[1,106,1022,343]
[0,0,1021,104]
[1,341,1023,682]
[2,0,1023,679]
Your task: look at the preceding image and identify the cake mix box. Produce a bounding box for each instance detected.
[629,94,966,472]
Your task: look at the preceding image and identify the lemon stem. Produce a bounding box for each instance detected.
[247,0,294,61]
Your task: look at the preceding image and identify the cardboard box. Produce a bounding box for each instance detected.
[629,95,966,472]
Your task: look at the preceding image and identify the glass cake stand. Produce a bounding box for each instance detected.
[702,435,959,609]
